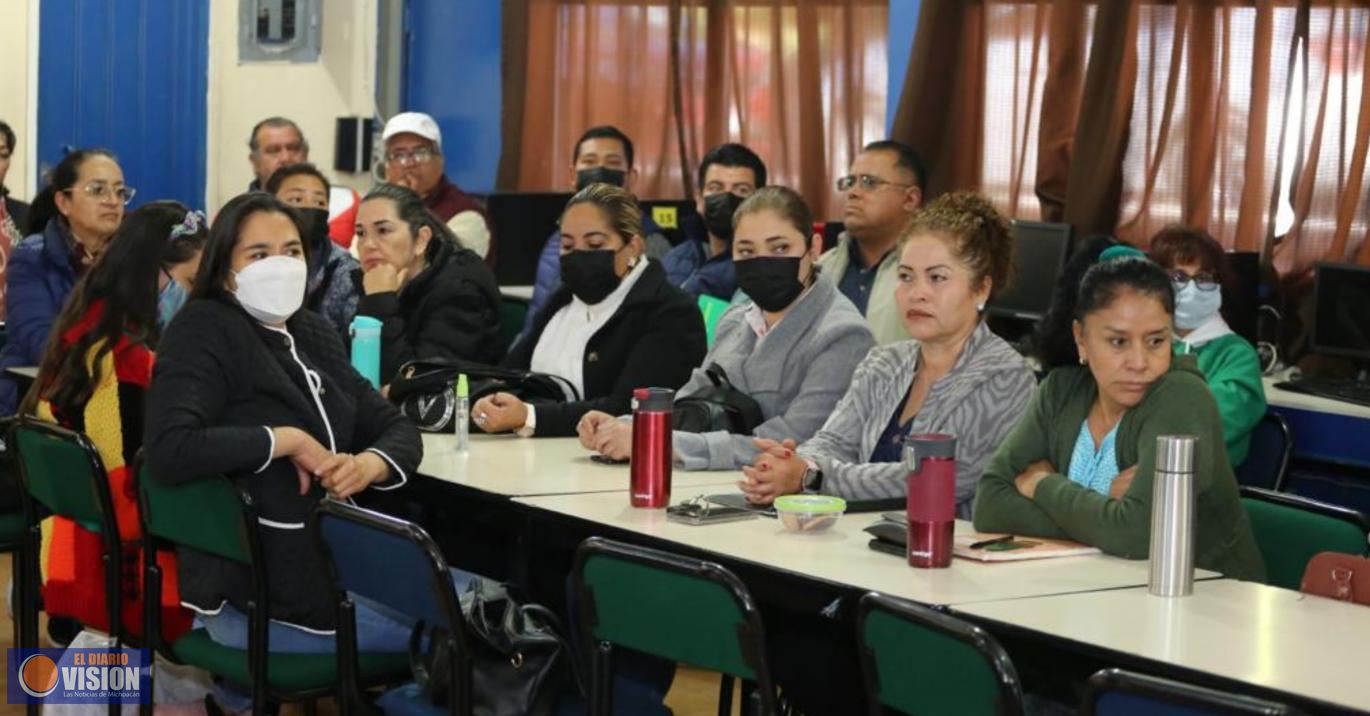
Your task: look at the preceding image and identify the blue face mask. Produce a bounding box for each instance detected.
[1173,281,1222,331]
[158,273,189,330]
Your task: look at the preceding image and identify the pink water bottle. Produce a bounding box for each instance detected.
[904,433,957,568]
[630,387,674,508]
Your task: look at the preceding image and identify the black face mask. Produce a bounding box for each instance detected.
[298,207,331,276]
[703,192,746,242]
[560,249,623,305]
[576,167,627,191]
[735,256,807,312]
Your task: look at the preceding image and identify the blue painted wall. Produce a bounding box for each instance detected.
[407,1,920,190]
[37,0,209,210]
[404,0,502,194]
[887,0,921,133]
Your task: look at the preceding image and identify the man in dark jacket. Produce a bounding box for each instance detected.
[246,116,309,191]
[660,143,767,301]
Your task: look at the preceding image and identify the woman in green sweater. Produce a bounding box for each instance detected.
[974,252,1265,581]
[1149,226,1267,466]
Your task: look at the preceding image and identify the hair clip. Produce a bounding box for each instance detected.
[170,210,206,240]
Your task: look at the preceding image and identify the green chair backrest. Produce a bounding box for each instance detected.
[578,542,759,680]
[1242,492,1370,589]
[138,464,252,564]
[13,421,107,530]
[500,297,529,348]
[697,294,730,348]
[859,595,1021,716]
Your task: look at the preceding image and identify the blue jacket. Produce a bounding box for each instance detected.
[660,220,736,302]
[523,211,668,337]
[0,219,82,414]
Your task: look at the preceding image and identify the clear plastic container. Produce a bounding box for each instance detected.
[774,495,847,534]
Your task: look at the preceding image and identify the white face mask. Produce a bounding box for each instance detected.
[232,255,307,325]
[1173,281,1223,331]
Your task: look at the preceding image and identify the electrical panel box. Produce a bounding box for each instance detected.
[239,0,321,63]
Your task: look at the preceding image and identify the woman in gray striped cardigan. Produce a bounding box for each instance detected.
[741,192,1037,518]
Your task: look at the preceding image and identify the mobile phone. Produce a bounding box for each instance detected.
[666,502,758,526]
[589,454,629,465]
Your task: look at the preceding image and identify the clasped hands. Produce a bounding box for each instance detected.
[273,427,389,499]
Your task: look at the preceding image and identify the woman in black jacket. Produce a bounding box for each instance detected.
[144,193,422,675]
[474,183,706,438]
[354,183,504,387]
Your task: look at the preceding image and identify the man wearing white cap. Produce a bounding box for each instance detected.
[381,111,493,262]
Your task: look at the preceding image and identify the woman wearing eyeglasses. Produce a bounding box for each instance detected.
[1149,226,1266,466]
[0,148,131,414]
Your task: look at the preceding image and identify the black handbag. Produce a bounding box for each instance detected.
[388,358,579,432]
[673,364,764,434]
[408,579,582,716]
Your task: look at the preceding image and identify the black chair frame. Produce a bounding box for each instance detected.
[1239,486,1370,550]
[571,536,778,716]
[854,592,1024,716]
[1082,668,1298,715]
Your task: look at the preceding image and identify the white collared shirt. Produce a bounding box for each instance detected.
[1177,312,1235,353]
[531,257,649,398]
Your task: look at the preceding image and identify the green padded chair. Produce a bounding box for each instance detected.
[1240,486,1370,589]
[572,536,777,716]
[12,418,126,716]
[697,294,730,348]
[136,460,410,715]
[856,593,1024,716]
[500,296,530,349]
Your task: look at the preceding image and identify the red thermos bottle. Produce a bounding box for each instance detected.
[630,387,675,508]
[904,433,957,568]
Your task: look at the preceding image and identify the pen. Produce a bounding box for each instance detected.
[969,535,1015,550]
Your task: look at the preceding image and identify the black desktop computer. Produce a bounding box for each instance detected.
[987,220,1072,352]
[1276,262,1370,407]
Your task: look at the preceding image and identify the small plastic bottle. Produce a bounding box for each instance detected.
[455,374,470,453]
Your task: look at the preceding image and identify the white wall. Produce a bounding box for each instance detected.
[206,0,379,211]
[0,0,38,199]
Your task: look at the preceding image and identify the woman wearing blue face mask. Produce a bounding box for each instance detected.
[20,201,207,649]
[1149,226,1266,466]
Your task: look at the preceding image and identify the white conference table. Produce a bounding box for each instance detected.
[418,432,738,497]
[955,579,1370,712]
[514,490,1219,607]
[1263,376,1370,420]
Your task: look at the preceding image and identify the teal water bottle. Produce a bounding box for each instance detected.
[350,316,383,388]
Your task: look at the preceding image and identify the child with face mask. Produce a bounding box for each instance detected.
[1149,226,1267,466]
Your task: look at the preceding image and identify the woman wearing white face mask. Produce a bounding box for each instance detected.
[1149,226,1266,466]
[144,192,422,710]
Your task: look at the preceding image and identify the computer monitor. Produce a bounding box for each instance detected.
[482,192,573,286]
[987,220,1073,321]
[1312,262,1370,362]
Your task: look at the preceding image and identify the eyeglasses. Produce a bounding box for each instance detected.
[836,174,913,192]
[385,148,438,167]
[64,182,136,205]
[1169,270,1220,292]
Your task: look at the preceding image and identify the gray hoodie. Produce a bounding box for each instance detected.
[798,321,1036,516]
[673,279,875,470]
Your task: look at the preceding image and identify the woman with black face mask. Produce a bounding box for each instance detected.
[474,183,706,438]
[578,186,876,470]
[266,163,360,338]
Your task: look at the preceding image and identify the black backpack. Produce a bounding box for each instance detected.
[673,365,764,434]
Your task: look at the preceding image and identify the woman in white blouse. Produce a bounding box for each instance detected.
[473,183,706,437]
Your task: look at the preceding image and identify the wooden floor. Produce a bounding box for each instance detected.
[0,554,736,715]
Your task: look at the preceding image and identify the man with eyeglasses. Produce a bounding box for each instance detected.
[247,116,309,191]
[660,143,768,300]
[380,112,493,264]
[818,140,925,344]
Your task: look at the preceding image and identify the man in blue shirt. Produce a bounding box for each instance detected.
[660,143,767,301]
[525,126,668,334]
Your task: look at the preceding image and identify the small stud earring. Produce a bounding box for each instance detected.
[1079,356,1087,365]
[976,303,986,312]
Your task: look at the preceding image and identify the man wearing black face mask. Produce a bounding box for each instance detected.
[266,163,360,338]
[524,126,671,338]
[661,143,767,301]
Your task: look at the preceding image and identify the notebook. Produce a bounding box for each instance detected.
[864,512,1101,562]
